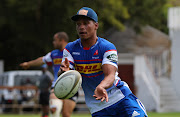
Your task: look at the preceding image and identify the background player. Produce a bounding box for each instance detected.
[38,64,53,117]
[20,32,78,117]
[59,7,148,117]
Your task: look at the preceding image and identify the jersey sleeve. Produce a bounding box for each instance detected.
[102,43,118,68]
[42,52,52,66]
[62,44,75,69]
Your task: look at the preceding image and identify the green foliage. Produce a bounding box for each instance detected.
[122,0,169,33]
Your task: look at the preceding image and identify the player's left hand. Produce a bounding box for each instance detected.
[93,86,108,102]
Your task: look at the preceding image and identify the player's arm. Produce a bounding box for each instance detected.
[20,57,44,69]
[93,64,116,102]
[99,64,116,89]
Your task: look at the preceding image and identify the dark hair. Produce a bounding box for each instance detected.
[55,32,69,42]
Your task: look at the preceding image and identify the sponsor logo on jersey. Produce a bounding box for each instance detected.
[53,58,62,65]
[72,52,80,55]
[75,63,102,74]
[63,53,68,57]
[94,50,98,55]
[107,54,118,62]
[92,56,99,59]
[132,110,140,117]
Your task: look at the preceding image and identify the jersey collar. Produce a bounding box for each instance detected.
[79,37,99,50]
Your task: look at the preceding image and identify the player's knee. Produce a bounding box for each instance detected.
[49,99,63,116]
[50,107,56,114]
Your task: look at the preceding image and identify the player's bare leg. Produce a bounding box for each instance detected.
[49,89,63,117]
[62,99,76,117]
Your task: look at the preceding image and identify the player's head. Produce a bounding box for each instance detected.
[53,32,69,50]
[41,64,47,73]
[71,7,99,40]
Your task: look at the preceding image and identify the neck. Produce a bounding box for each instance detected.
[81,36,98,48]
[62,43,67,50]
[58,43,67,50]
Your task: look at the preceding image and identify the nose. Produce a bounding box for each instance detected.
[78,24,85,30]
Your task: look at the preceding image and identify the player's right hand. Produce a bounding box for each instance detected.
[58,58,70,76]
[19,62,30,69]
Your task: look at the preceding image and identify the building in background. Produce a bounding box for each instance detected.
[104,17,180,112]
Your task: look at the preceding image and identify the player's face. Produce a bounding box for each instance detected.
[53,35,63,49]
[76,17,98,40]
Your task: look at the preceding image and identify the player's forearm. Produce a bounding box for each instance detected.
[100,64,116,89]
[98,74,115,89]
[28,57,44,67]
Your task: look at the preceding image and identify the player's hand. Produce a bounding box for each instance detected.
[19,62,30,69]
[58,58,70,76]
[93,85,108,102]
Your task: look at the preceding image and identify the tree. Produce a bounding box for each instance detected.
[122,0,169,33]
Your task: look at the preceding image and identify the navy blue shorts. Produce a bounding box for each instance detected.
[69,92,79,102]
[92,94,148,117]
[39,91,50,106]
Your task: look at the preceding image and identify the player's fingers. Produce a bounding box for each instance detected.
[101,97,105,102]
[93,95,101,100]
[65,58,69,67]
[19,63,25,67]
[93,95,97,98]
[104,92,108,102]
[58,69,64,77]
[96,97,102,100]
[105,95,109,102]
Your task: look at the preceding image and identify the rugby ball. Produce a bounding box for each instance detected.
[54,70,82,99]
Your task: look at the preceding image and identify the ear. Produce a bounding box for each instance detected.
[95,22,99,30]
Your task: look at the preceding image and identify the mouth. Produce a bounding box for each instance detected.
[79,32,87,35]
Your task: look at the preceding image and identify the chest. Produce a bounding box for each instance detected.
[71,47,103,74]
[72,47,103,63]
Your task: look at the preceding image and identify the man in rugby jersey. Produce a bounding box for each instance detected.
[20,32,78,117]
[59,7,148,117]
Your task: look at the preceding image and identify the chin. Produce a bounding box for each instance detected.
[80,36,89,40]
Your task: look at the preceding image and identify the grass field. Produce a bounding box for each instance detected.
[1,112,180,117]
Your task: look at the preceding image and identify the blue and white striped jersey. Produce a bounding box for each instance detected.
[43,49,63,87]
[62,37,132,114]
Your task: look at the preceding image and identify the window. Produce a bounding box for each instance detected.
[14,75,41,86]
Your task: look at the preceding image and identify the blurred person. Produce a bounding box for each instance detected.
[38,64,53,117]
[59,7,148,117]
[20,32,78,117]
[2,88,15,112]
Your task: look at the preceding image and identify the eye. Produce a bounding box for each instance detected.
[76,23,80,26]
[84,21,89,25]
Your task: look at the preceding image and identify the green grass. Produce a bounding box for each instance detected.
[0,112,180,117]
[148,112,180,117]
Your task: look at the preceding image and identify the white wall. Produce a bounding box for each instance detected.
[118,54,160,111]
[134,55,160,111]
[168,7,180,97]
[170,29,180,97]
